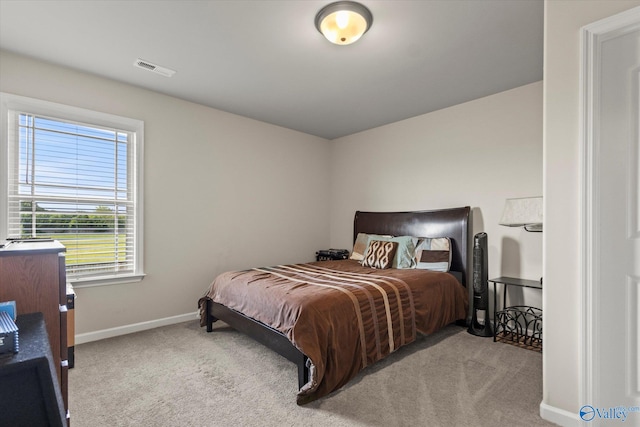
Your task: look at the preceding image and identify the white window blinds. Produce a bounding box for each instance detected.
[3,95,144,285]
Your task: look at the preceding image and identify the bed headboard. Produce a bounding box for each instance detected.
[353,206,471,287]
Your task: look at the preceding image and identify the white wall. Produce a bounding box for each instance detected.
[329,82,544,310]
[0,50,331,335]
[0,50,545,340]
[542,1,640,424]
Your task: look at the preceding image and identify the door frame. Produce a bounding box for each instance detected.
[580,5,640,413]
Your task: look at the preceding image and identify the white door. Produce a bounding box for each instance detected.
[582,7,640,424]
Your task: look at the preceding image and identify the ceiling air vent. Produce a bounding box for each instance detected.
[133,59,176,77]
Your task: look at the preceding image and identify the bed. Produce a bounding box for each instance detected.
[198,206,470,404]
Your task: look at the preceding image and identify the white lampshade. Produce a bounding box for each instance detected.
[499,197,543,232]
[315,1,373,45]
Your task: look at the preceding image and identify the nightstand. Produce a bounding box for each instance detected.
[490,276,542,352]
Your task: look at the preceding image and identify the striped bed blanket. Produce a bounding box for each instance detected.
[199,259,468,404]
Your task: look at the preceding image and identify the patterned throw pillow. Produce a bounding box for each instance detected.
[413,237,451,271]
[355,234,417,268]
[362,240,398,269]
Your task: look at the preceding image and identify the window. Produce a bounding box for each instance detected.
[1,93,144,286]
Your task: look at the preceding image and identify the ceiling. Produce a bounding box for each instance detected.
[0,0,543,140]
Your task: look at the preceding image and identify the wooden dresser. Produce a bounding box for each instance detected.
[0,240,69,421]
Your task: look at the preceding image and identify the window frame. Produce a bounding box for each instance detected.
[1,93,145,287]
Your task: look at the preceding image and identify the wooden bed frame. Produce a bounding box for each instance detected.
[204,206,470,390]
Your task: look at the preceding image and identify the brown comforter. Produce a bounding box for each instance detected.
[198,260,468,404]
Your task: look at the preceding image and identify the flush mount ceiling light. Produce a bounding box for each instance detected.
[315,1,373,45]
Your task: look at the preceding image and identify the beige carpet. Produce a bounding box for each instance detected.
[69,320,556,427]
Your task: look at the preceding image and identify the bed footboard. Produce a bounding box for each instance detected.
[206,299,309,389]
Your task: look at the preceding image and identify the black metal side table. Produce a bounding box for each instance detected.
[490,276,543,352]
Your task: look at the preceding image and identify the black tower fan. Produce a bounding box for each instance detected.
[468,232,493,337]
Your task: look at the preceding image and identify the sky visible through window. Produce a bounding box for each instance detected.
[19,113,128,216]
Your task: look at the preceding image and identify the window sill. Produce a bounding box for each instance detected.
[69,273,146,289]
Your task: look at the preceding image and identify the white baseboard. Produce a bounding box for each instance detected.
[75,311,199,345]
[540,401,581,427]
